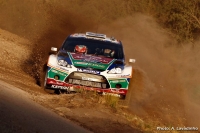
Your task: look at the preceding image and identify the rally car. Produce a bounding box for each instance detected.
[44,32,135,98]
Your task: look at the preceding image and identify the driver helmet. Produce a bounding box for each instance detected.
[104,49,112,57]
[74,45,87,54]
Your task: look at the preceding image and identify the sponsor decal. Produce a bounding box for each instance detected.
[51,85,69,90]
[74,62,88,65]
[55,81,64,85]
[110,88,120,93]
[121,74,130,76]
[77,68,100,74]
[51,69,68,76]
[87,63,105,68]
[83,58,99,63]
[116,74,131,78]
[82,77,95,81]
[110,80,126,83]
[56,66,69,72]
[49,81,55,84]
[51,70,58,73]
[70,53,113,64]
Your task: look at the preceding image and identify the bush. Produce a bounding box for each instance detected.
[152,0,200,42]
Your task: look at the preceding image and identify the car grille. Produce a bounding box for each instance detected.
[65,72,109,88]
[74,72,103,80]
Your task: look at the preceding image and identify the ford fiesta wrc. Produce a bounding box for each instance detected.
[44,32,135,98]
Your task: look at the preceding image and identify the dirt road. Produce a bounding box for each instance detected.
[0,80,91,133]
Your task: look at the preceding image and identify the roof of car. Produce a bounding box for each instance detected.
[69,32,121,45]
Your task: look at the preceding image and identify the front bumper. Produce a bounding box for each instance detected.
[46,66,130,95]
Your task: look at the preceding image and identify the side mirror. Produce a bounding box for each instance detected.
[49,47,57,55]
[129,58,136,63]
[51,47,57,52]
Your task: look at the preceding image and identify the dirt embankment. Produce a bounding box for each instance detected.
[0,0,200,131]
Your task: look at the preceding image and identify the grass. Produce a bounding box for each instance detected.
[104,94,119,110]
[73,88,171,132]
[74,86,119,107]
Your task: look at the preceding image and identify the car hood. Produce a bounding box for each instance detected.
[69,52,116,71]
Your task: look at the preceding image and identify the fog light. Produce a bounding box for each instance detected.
[54,75,60,80]
[115,84,121,89]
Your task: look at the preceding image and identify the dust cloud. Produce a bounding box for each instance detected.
[0,0,199,127]
[98,15,200,127]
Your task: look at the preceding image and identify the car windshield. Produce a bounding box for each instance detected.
[62,37,124,59]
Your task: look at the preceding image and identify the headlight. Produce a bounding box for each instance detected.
[58,60,71,67]
[58,60,68,66]
[108,67,122,74]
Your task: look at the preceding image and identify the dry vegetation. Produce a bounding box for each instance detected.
[1,0,200,43]
[46,0,200,43]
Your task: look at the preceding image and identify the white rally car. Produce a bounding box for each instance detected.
[44,32,135,98]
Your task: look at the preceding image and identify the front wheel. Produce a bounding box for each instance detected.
[119,94,126,99]
[43,68,55,94]
[44,88,55,94]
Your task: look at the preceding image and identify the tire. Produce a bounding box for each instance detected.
[43,66,55,94]
[119,94,126,99]
[44,88,55,94]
